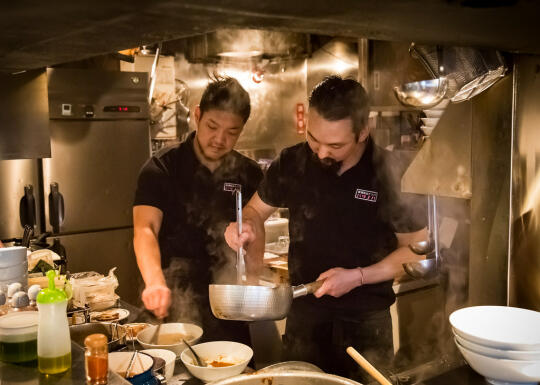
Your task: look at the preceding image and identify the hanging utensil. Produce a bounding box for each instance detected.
[403,195,440,279]
[235,189,245,284]
[408,195,434,255]
[346,347,393,385]
[209,280,323,321]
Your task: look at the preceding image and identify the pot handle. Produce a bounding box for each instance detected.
[292,280,323,299]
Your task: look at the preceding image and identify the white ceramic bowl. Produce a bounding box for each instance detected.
[136,323,203,357]
[455,334,540,361]
[450,306,540,350]
[421,117,440,126]
[140,349,176,380]
[420,125,434,136]
[423,109,445,118]
[180,341,253,383]
[456,340,540,384]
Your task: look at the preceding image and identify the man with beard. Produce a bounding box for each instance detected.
[224,76,426,380]
[133,76,263,345]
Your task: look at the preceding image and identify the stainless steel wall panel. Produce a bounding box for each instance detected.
[42,120,150,233]
[509,55,540,311]
[469,76,513,306]
[0,70,50,160]
[0,159,41,239]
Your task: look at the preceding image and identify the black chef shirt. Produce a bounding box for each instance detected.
[134,132,263,293]
[258,138,426,313]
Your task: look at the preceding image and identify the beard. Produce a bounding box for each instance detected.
[310,152,342,174]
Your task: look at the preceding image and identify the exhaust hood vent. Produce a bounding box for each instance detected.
[186,29,310,63]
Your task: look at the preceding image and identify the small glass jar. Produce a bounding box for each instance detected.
[84,333,108,385]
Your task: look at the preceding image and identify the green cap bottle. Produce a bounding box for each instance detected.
[36,270,67,304]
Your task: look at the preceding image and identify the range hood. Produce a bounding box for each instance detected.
[186,29,310,62]
[401,101,472,199]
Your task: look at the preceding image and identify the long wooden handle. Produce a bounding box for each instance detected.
[346,347,393,385]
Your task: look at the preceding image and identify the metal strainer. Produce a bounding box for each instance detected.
[410,44,506,102]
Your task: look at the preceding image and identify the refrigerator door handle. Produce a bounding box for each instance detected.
[49,182,65,234]
[19,184,36,229]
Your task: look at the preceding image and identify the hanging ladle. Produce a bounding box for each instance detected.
[403,195,439,279]
[408,194,435,255]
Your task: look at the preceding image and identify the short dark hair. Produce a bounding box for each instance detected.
[199,76,251,123]
[308,76,369,137]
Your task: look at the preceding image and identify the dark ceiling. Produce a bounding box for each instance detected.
[2,0,540,72]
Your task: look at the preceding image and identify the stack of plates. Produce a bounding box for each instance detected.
[421,99,449,136]
[449,306,540,385]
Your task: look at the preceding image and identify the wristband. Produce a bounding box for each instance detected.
[357,267,365,286]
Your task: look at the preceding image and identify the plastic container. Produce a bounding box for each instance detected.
[0,311,39,363]
[84,333,108,385]
[0,247,28,291]
[37,270,72,374]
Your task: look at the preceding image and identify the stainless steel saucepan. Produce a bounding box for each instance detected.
[209,281,323,321]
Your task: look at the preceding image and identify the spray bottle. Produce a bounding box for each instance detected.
[37,270,71,374]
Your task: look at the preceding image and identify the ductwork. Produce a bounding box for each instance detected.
[186,29,310,62]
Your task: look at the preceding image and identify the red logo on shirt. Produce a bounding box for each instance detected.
[355,189,378,202]
[224,183,242,192]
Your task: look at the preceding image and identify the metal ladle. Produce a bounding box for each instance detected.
[403,195,440,279]
[235,189,245,284]
[408,194,435,255]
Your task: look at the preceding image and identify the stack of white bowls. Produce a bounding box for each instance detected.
[0,247,28,291]
[450,306,540,385]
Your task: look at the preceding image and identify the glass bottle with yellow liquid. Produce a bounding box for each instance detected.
[37,270,71,374]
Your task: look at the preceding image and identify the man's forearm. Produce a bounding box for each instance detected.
[362,246,419,285]
[134,228,166,287]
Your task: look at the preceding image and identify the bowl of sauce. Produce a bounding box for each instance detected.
[180,341,253,382]
[136,322,203,357]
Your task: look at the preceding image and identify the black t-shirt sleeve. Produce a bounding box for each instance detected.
[133,156,170,212]
[257,152,290,208]
[243,162,264,202]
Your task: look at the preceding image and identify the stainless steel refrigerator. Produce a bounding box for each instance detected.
[0,68,151,304]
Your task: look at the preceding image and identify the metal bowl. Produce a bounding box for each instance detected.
[394,78,448,108]
[70,322,127,351]
[403,259,437,279]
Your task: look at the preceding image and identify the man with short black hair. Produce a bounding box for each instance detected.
[134,76,263,344]
[225,75,426,379]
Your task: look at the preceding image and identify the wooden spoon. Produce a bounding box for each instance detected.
[346,346,393,385]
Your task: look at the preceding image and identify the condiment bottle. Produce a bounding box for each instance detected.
[37,270,71,374]
[84,333,108,385]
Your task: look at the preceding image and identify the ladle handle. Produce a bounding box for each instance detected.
[346,347,393,385]
[292,280,323,298]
